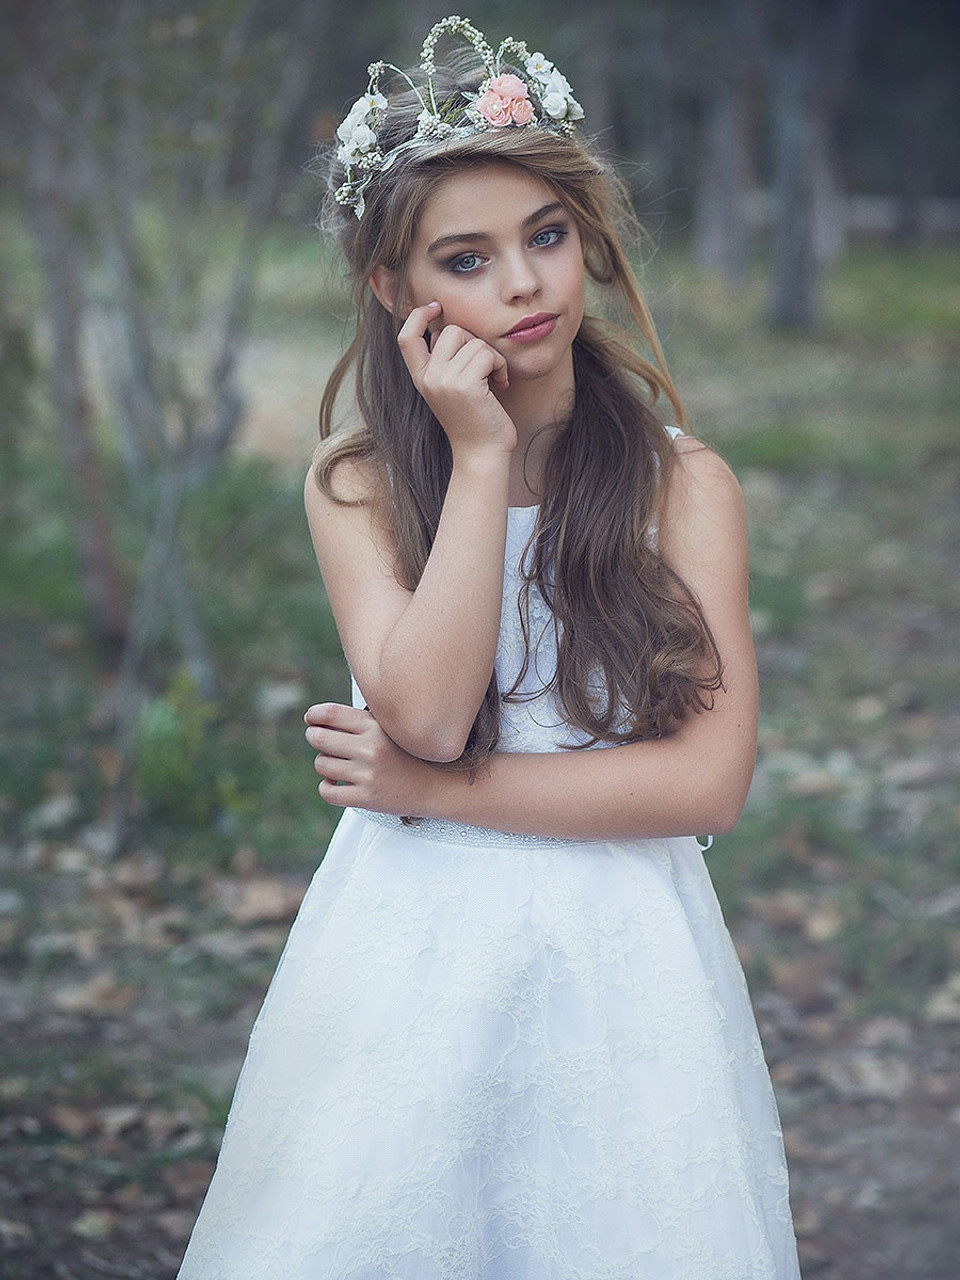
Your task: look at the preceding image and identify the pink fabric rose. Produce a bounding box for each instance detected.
[476,74,534,128]
[476,89,512,126]
[488,74,527,99]
[510,96,534,125]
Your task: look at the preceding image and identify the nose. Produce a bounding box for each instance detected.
[500,250,540,302]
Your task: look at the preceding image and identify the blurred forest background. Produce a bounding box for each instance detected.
[1,0,958,1275]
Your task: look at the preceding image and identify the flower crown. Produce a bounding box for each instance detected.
[334,14,585,219]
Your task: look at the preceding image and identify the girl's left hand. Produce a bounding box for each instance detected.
[304,702,437,816]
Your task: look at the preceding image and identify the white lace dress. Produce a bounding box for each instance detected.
[178,501,800,1280]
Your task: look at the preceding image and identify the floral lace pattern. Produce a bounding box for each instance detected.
[178,475,800,1279]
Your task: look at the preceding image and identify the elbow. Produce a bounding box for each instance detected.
[412,735,469,765]
[703,768,753,836]
[380,710,471,765]
[708,796,745,837]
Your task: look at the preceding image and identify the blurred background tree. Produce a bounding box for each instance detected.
[0,0,957,839]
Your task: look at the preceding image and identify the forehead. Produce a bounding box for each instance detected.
[414,163,562,243]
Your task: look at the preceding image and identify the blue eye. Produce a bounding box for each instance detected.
[450,252,484,274]
[531,226,567,248]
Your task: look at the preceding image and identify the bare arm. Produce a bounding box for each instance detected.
[306,442,759,840]
[305,302,515,763]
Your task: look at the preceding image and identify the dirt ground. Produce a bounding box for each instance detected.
[2,837,959,1278]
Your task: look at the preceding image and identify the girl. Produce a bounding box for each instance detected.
[179,17,800,1279]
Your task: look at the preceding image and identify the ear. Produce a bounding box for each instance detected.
[369,266,400,315]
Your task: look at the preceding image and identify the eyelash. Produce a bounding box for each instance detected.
[447,225,569,274]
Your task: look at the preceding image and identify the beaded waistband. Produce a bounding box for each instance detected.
[361,808,589,850]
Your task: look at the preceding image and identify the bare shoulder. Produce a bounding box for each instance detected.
[665,435,744,519]
[303,450,399,582]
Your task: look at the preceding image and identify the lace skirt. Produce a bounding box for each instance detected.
[177,808,799,1280]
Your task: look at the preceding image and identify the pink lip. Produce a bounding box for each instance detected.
[504,313,558,342]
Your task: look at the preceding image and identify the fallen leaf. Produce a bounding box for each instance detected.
[802,904,844,943]
[748,890,810,932]
[156,1208,197,1241]
[50,970,139,1016]
[144,1107,196,1147]
[50,1105,97,1139]
[768,952,840,1010]
[0,1218,33,1247]
[71,1208,119,1241]
[924,973,960,1024]
[791,1203,824,1237]
[817,1051,913,1101]
[195,926,286,960]
[785,770,844,799]
[856,1016,913,1050]
[0,1077,29,1101]
[97,1104,143,1140]
[883,757,948,788]
[26,792,81,834]
[53,846,91,874]
[797,1239,833,1273]
[783,1131,839,1165]
[214,876,306,925]
[163,1159,215,1202]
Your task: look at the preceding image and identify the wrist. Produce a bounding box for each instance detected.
[449,442,515,479]
[414,758,451,820]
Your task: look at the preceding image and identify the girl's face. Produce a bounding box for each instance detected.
[388,163,585,396]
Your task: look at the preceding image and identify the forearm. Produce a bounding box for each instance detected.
[413,712,756,841]
[360,451,510,761]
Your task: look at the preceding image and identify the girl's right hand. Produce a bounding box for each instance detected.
[305,702,439,817]
[397,302,517,457]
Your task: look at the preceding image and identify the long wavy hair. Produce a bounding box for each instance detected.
[314,65,722,767]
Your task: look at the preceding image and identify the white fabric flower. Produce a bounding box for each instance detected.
[543,69,573,98]
[541,92,568,120]
[337,94,385,147]
[350,122,377,152]
[525,52,554,78]
[358,91,388,114]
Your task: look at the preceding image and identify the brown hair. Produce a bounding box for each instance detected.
[314,67,721,766]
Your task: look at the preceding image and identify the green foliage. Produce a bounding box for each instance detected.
[718,423,827,474]
[828,247,960,335]
[135,671,218,825]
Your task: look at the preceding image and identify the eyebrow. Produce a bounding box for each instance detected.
[425,202,567,256]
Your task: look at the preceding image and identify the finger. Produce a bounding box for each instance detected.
[397,302,442,377]
[427,324,486,360]
[450,340,510,393]
[303,703,371,731]
[318,776,354,807]
[427,332,503,385]
[305,726,357,757]
[489,351,509,390]
[313,751,359,781]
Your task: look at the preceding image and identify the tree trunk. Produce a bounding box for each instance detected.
[766,46,819,330]
[26,117,129,655]
[694,74,752,282]
[811,112,847,262]
[760,0,874,329]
